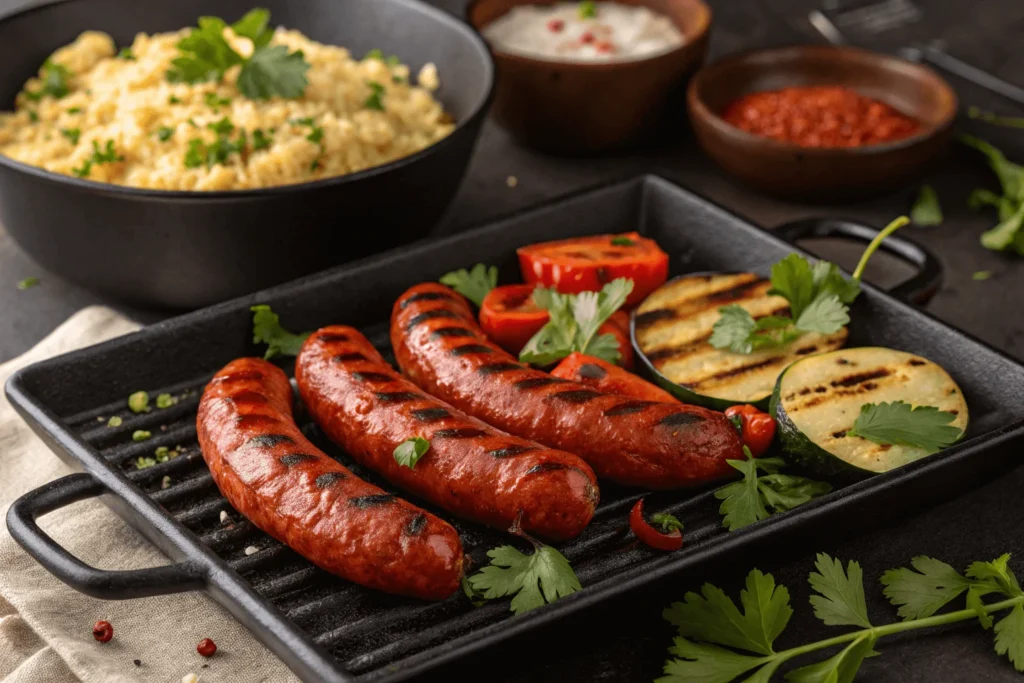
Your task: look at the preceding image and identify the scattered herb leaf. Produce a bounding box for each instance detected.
[155,393,179,409]
[132,430,152,442]
[364,81,386,111]
[250,304,310,359]
[128,391,150,413]
[60,128,81,144]
[393,437,430,469]
[846,401,962,454]
[579,0,598,18]
[22,61,71,102]
[156,126,174,142]
[117,47,136,61]
[468,541,581,615]
[973,270,992,281]
[16,277,39,290]
[107,416,123,428]
[439,263,498,307]
[911,185,943,226]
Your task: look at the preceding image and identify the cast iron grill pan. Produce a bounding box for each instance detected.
[7,176,1024,682]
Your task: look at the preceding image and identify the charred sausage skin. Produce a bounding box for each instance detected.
[390,283,746,489]
[197,357,463,600]
[296,326,599,541]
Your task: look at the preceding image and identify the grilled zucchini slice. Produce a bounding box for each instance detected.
[770,347,969,478]
[632,273,848,410]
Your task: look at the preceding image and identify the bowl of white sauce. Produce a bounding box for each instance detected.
[469,0,711,152]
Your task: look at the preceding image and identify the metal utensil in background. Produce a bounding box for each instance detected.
[809,0,1024,109]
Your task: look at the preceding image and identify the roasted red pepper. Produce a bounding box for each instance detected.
[479,284,549,355]
[724,404,776,457]
[629,498,683,551]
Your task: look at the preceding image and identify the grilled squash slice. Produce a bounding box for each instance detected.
[770,347,969,478]
[632,273,848,410]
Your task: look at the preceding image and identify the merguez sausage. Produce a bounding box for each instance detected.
[295,326,599,541]
[197,357,463,600]
[390,283,746,489]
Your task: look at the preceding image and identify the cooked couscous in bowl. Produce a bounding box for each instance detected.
[0,9,454,191]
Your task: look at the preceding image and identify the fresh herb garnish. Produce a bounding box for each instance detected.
[394,437,430,469]
[204,92,231,111]
[710,216,909,354]
[184,123,246,169]
[156,126,174,142]
[846,400,962,454]
[153,445,181,462]
[107,416,122,428]
[117,47,136,61]
[439,263,498,307]
[364,81,386,111]
[960,134,1024,254]
[610,236,635,246]
[166,9,309,100]
[658,552,1024,681]
[155,393,179,409]
[290,117,324,169]
[974,270,993,281]
[168,95,182,104]
[968,106,1024,129]
[16,277,39,290]
[252,128,273,150]
[132,429,152,442]
[67,106,82,114]
[128,391,150,413]
[519,278,633,366]
[579,0,598,18]
[22,60,71,102]
[28,111,38,122]
[206,116,234,136]
[184,139,205,168]
[135,456,157,469]
[71,139,124,178]
[651,513,684,534]
[467,532,581,615]
[250,304,310,359]
[713,447,831,531]
[911,184,943,226]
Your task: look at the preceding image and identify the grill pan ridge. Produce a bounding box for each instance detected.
[6,175,1024,682]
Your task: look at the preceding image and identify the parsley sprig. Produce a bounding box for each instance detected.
[658,552,1024,681]
[960,134,1024,254]
[911,184,943,226]
[439,263,498,307]
[519,278,633,366]
[394,437,430,469]
[710,216,909,354]
[22,60,71,102]
[250,304,310,359]
[846,400,962,454]
[713,447,831,531]
[71,139,123,178]
[166,9,310,100]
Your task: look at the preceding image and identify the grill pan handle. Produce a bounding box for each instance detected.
[773,218,943,305]
[7,472,206,599]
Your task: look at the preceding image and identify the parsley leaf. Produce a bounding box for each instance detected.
[911,185,943,226]
[651,512,684,534]
[520,278,633,366]
[22,60,71,101]
[579,0,598,18]
[996,604,1024,671]
[206,116,234,135]
[714,449,831,531]
[707,306,801,354]
[966,554,1023,597]
[439,263,498,307]
[364,81,386,110]
[60,128,81,144]
[785,633,876,683]
[657,637,771,683]
[168,95,182,104]
[117,47,136,61]
[71,139,123,178]
[467,543,581,615]
[156,126,174,141]
[792,293,849,335]
[250,304,310,359]
[204,92,231,110]
[846,401,962,454]
[238,44,310,99]
[960,135,1024,254]
[664,568,792,655]
[808,554,872,628]
[184,139,206,169]
[166,16,243,84]
[881,556,982,620]
[252,128,273,150]
[393,436,430,469]
[769,253,816,320]
[230,8,274,48]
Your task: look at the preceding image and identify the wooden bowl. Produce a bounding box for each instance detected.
[687,45,958,202]
[468,0,711,153]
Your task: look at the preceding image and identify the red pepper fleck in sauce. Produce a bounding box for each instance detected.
[547,19,564,32]
[580,31,595,44]
[722,86,921,148]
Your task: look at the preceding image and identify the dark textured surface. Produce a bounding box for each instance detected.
[1,0,1024,681]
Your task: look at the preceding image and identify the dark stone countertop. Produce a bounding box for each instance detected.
[1,0,1023,681]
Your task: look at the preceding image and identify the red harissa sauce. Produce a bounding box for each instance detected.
[722,86,921,148]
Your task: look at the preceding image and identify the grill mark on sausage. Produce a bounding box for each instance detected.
[488,444,537,458]
[433,428,489,439]
[431,327,475,339]
[407,310,461,331]
[230,390,269,405]
[411,407,451,423]
[280,453,318,466]
[247,434,294,447]
[604,400,657,416]
[578,363,607,380]
[830,368,891,388]
[515,377,571,390]
[349,494,396,509]
[659,412,705,427]
[332,352,368,363]
[375,391,422,403]
[405,513,428,536]
[352,371,395,383]
[401,291,457,308]
[315,472,347,488]
[212,369,265,384]
[634,309,676,329]
[451,344,494,357]
[525,462,568,475]
[478,362,524,375]
[317,333,350,343]
[550,389,603,404]
[235,414,281,429]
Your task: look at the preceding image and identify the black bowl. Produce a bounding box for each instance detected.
[0,0,494,309]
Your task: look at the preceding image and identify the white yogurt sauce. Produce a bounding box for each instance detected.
[482,2,685,63]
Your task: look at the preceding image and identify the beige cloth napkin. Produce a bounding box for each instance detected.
[0,307,299,683]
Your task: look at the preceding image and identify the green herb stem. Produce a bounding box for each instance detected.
[851,216,910,283]
[969,107,1024,129]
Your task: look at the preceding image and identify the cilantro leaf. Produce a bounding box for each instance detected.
[995,603,1024,672]
[657,637,771,683]
[22,60,71,102]
[117,47,136,61]
[364,81,386,111]
[166,16,243,84]
[61,128,81,144]
[966,554,1023,597]
[846,401,962,454]
[784,633,876,683]
[715,450,831,531]
[651,512,684,534]
[715,456,768,531]
[230,8,274,48]
[250,304,310,359]
[980,202,1024,252]
[808,554,872,628]
[881,556,981,620]
[16,277,39,291]
[237,44,310,100]
[578,0,598,18]
[757,473,831,512]
[769,254,816,320]
[968,586,994,629]
[709,306,803,354]
[793,293,849,335]
[911,185,943,226]
[959,134,1024,201]
[393,436,429,469]
[439,263,498,307]
[664,568,792,655]
[467,543,580,615]
[811,261,861,305]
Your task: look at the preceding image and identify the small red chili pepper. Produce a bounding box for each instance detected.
[595,41,616,54]
[724,404,777,457]
[92,620,113,643]
[580,31,595,44]
[629,498,683,552]
[196,638,217,657]
[547,19,564,32]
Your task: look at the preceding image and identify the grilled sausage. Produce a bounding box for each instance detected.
[390,283,746,489]
[550,353,680,404]
[197,357,463,600]
[295,326,599,541]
